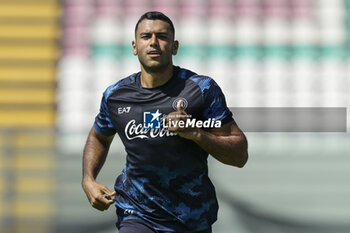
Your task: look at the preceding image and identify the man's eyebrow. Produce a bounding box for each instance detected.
[139,32,169,36]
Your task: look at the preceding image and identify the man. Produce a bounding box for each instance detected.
[82,11,248,233]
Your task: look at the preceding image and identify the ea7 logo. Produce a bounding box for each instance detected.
[124,209,135,215]
[118,107,131,114]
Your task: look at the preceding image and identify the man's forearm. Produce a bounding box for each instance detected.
[82,127,116,211]
[191,129,248,167]
[82,128,113,183]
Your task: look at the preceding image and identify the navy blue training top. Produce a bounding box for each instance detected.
[94,66,234,232]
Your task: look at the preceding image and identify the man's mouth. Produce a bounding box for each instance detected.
[147,50,161,57]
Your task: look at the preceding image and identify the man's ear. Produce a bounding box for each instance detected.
[132,41,137,55]
[172,40,179,55]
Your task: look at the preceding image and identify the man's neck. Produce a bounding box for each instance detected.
[140,64,174,88]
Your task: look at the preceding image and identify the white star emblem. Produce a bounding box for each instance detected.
[151,109,162,122]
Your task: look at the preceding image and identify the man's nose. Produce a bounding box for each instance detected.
[150,34,158,46]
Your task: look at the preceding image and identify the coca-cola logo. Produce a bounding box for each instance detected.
[125,120,177,140]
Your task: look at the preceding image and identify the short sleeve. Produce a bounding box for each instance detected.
[94,89,117,136]
[201,78,233,125]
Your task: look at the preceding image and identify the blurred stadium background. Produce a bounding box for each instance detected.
[0,0,350,232]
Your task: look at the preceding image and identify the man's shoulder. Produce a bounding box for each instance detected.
[103,72,139,99]
[177,66,216,92]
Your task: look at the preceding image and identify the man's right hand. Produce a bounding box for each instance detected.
[82,179,116,211]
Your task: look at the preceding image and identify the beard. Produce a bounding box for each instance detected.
[138,56,171,73]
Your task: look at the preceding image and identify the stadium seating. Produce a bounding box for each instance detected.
[0,0,59,232]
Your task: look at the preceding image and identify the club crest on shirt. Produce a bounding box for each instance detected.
[172,97,188,111]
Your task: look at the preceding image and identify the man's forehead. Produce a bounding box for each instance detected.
[137,19,171,34]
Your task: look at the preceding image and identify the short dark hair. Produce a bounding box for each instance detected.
[135,11,175,38]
